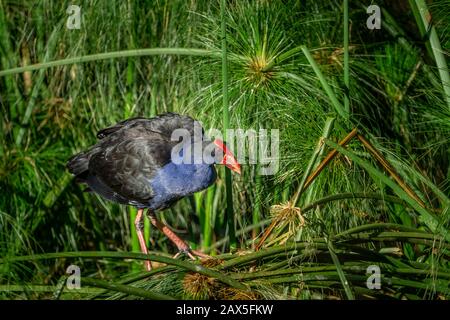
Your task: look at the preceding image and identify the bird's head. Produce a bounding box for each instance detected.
[212,138,241,174]
[171,137,241,174]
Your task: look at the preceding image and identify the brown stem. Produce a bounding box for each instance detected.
[303,128,358,191]
[356,134,426,208]
[255,214,282,251]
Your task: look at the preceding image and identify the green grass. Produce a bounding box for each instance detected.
[0,0,449,300]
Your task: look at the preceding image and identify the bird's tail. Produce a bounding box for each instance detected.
[67,152,90,178]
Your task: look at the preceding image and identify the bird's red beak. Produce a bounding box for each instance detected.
[213,138,241,174]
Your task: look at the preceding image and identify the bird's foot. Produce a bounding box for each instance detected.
[146,210,212,262]
[172,245,212,261]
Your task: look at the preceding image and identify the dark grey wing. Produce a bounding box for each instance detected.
[88,137,172,204]
[96,117,147,139]
[96,113,198,140]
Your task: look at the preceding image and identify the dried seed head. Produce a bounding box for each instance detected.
[270,201,306,227]
[183,272,216,300]
[269,201,306,244]
[200,258,224,268]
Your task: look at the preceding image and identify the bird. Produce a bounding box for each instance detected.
[67,112,241,270]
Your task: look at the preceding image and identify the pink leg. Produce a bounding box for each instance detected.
[147,209,211,260]
[134,208,152,271]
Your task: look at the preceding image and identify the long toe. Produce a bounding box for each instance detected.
[172,248,211,261]
[172,249,195,260]
[190,249,212,259]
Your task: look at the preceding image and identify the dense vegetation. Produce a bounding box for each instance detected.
[0,0,449,300]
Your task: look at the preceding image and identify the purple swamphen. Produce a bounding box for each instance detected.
[67,113,241,270]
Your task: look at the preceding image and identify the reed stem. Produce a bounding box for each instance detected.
[221,0,236,250]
